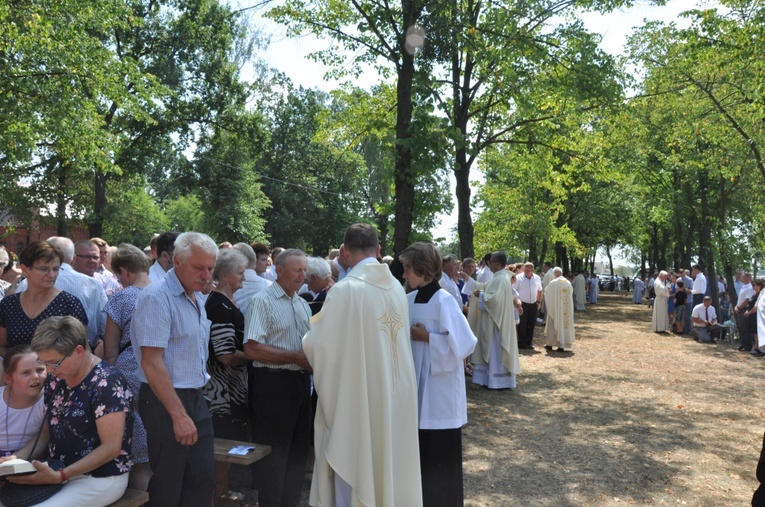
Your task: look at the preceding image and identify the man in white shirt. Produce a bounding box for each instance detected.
[439,254,464,310]
[233,242,272,312]
[514,262,543,350]
[262,247,284,282]
[691,264,707,307]
[734,273,755,351]
[475,253,493,284]
[148,232,179,283]
[91,237,121,295]
[691,296,719,343]
[332,245,351,282]
[17,237,107,350]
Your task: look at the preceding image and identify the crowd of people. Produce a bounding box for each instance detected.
[0,229,581,507]
[640,266,765,356]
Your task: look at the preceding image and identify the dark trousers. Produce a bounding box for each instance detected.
[419,428,463,507]
[753,432,765,506]
[140,384,215,507]
[738,313,753,350]
[250,368,311,507]
[693,293,705,307]
[518,302,538,347]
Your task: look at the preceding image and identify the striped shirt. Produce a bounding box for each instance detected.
[243,281,311,371]
[130,268,211,388]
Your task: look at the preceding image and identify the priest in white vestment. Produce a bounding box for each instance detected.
[651,271,670,332]
[467,251,521,390]
[755,289,765,354]
[589,274,599,303]
[572,272,586,311]
[633,278,645,303]
[544,267,575,351]
[302,224,422,507]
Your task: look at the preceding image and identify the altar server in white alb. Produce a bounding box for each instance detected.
[544,267,575,352]
[302,223,422,507]
[400,242,477,507]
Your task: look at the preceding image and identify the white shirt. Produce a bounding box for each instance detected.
[692,272,707,295]
[16,263,106,347]
[333,258,350,282]
[439,272,463,308]
[234,269,272,313]
[736,283,754,309]
[148,261,168,283]
[476,266,493,284]
[691,303,716,326]
[262,265,278,282]
[514,273,543,304]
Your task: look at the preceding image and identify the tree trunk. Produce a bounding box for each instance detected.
[90,169,108,238]
[528,235,538,267]
[56,160,68,237]
[539,238,548,270]
[392,17,418,255]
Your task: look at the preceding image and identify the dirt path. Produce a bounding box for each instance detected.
[463,293,764,506]
[231,293,764,506]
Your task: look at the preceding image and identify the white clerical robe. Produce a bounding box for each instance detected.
[572,274,586,310]
[651,278,670,332]
[633,279,645,303]
[756,290,765,351]
[589,276,599,303]
[408,289,476,429]
[468,269,521,381]
[541,269,555,315]
[302,262,422,507]
[544,277,575,349]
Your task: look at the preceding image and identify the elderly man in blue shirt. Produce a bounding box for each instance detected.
[131,232,218,507]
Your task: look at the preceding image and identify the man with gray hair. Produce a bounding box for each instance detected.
[543,267,575,352]
[16,236,107,351]
[131,231,219,507]
[440,254,464,310]
[299,256,332,315]
[244,249,312,507]
[232,242,272,311]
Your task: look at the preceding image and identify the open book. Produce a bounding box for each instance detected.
[0,458,37,477]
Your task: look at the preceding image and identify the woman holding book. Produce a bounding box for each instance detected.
[0,316,132,506]
[0,345,46,457]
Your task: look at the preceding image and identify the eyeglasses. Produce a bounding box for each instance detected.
[75,254,100,261]
[40,350,74,369]
[31,266,61,275]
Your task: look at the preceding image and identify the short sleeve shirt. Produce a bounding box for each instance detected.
[45,361,133,477]
[0,292,88,347]
[131,269,211,387]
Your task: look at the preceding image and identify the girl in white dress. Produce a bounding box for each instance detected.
[0,345,46,457]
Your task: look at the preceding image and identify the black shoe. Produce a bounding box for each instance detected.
[544,345,553,351]
[556,347,565,352]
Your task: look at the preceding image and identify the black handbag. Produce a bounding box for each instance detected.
[0,412,65,507]
[0,458,65,506]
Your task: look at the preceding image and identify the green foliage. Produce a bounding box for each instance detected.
[101,178,169,247]
[165,195,206,234]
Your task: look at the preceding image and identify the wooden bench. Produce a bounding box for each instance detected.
[107,488,149,507]
[214,438,271,507]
